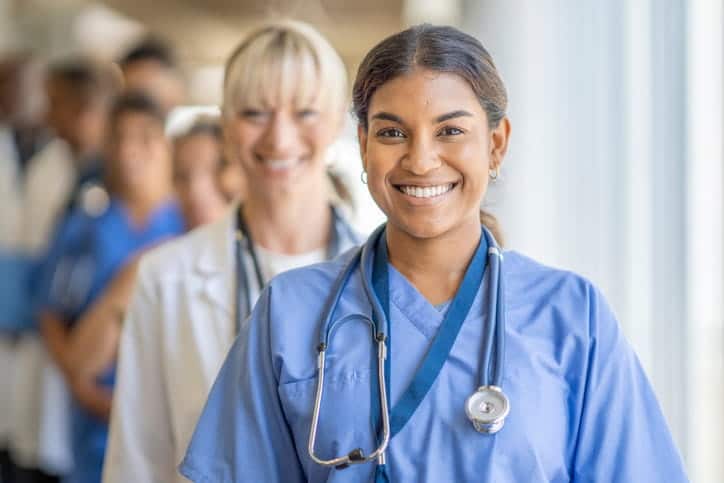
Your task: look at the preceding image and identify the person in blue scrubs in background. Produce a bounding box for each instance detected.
[8,58,120,483]
[181,25,688,482]
[36,91,184,483]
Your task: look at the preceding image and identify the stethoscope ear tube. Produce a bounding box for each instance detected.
[308,235,391,469]
[307,319,391,468]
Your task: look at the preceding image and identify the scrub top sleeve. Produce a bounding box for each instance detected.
[33,213,81,316]
[102,259,176,483]
[571,285,689,482]
[180,286,305,483]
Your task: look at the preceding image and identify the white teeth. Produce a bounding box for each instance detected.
[264,159,296,171]
[399,183,454,198]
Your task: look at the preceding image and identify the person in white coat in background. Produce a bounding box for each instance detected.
[0,51,50,483]
[3,57,118,483]
[103,20,362,483]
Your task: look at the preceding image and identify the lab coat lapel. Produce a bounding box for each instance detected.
[194,207,236,319]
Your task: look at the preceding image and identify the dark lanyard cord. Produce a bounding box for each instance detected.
[234,204,344,334]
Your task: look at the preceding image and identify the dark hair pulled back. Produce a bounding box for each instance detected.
[352,24,507,244]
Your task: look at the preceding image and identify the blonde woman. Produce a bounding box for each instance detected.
[103,20,361,483]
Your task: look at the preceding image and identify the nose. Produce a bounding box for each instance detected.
[258,111,299,159]
[400,134,442,175]
[117,136,141,164]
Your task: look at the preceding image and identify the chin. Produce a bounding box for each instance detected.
[387,216,454,241]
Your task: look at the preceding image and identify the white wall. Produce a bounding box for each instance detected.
[461,1,723,480]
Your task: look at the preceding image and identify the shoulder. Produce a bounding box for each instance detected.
[51,206,94,242]
[137,214,231,283]
[251,249,361,381]
[154,201,186,232]
[266,247,358,301]
[503,251,613,338]
[504,250,599,300]
[27,139,73,172]
[261,249,360,331]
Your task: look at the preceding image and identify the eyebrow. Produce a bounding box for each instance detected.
[434,110,474,123]
[369,110,474,125]
[370,111,404,124]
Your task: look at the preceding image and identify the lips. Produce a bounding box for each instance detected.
[395,182,456,199]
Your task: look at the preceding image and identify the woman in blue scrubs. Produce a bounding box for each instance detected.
[37,92,184,483]
[181,25,688,482]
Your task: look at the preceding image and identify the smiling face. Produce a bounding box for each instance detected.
[358,68,510,241]
[223,100,341,201]
[221,22,348,204]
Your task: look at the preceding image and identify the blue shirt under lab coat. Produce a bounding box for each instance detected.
[37,198,184,483]
[181,242,688,482]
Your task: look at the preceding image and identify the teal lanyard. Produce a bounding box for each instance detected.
[369,227,488,482]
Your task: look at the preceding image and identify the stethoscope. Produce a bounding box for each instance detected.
[233,204,353,334]
[308,224,509,473]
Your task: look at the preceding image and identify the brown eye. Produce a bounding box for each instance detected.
[438,126,464,136]
[376,128,406,138]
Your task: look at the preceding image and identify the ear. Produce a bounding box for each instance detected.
[357,123,369,172]
[489,116,511,170]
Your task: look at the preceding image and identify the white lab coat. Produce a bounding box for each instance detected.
[5,138,76,474]
[103,205,361,483]
[103,208,243,483]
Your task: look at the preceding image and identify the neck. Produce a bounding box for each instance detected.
[244,178,331,254]
[69,140,101,165]
[386,216,482,305]
[123,188,170,228]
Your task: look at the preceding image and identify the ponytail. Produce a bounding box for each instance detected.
[480,210,504,247]
[326,170,355,212]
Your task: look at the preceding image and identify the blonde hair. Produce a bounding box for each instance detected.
[222,20,348,118]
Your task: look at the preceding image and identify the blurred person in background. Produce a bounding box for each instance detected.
[0,51,50,483]
[35,92,184,483]
[217,147,247,202]
[103,20,361,483]
[4,57,119,483]
[118,37,186,115]
[65,115,235,416]
[172,117,237,226]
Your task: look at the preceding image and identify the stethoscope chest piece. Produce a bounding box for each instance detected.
[465,385,510,434]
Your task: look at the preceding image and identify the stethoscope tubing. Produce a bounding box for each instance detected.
[308,224,507,470]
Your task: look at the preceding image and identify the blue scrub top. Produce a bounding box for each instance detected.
[0,159,104,335]
[181,241,688,482]
[0,251,35,334]
[36,197,184,483]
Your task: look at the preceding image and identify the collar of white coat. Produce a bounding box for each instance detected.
[195,202,236,276]
[194,203,237,316]
[191,201,360,315]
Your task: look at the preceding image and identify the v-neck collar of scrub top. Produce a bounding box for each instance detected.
[386,262,485,342]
